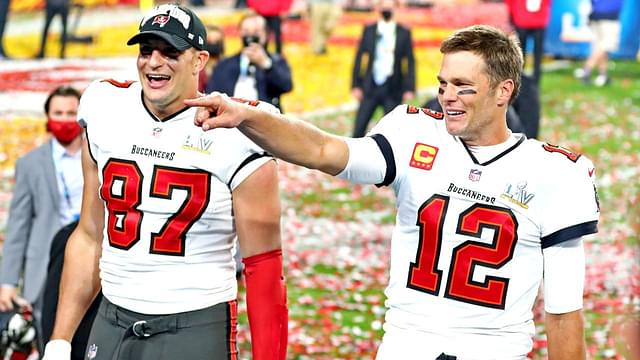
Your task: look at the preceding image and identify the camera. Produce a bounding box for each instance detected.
[242,35,260,47]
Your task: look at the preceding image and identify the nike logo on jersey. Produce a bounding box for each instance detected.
[410,143,439,170]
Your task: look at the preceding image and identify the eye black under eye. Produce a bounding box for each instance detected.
[457,89,477,95]
[139,45,153,55]
[163,49,181,58]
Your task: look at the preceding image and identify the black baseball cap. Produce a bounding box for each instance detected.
[127,4,207,51]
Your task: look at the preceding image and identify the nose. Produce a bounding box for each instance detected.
[147,49,165,67]
[440,85,458,102]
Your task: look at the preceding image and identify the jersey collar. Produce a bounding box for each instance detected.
[140,90,192,122]
[460,134,526,166]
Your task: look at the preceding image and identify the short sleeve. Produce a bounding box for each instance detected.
[540,156,599,248]
[77,80,104,162]
[337,136,387,185]
[543,238,585,313]
[338,105,407,186]
[77,80,103,129]
[210,128,273,191]
[223,100,279,190]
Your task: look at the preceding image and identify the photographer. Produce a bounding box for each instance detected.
[207,12,293,111]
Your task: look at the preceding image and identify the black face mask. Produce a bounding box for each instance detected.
[206,42,224,57]
[381,10,393,21]
[242,35,261,48]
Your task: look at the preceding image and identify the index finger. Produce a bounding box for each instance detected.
[184,93,220,108]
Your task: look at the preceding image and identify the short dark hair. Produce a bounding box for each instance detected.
[440,25,523,104]
[44,85,82,115]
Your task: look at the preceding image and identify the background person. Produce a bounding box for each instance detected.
[36,0,71,59]
[574,0,624,86]
[309,0,342,55]
[0,85,83,354]
[247,0,292,54]
[505,0,552,85]
[207,12,293,111]
[41,221,102,360]
[351,0,415,137]
[199,24,226,93]
[0,0,10,59]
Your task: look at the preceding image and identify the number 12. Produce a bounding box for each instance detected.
[407,194,518,309]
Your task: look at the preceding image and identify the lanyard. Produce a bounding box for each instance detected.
[58,169,72,208]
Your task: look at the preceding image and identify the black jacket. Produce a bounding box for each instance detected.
[206,52,293,111]
[352,22,416,100]
[41,221,102,360]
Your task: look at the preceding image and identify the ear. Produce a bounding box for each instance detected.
[194,50,209,74]
[496,79,514,107]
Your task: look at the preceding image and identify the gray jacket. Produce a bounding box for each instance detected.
[0,140,62,303]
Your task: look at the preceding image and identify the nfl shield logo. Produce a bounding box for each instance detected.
[87,344,98,359]
[468,169,482,182]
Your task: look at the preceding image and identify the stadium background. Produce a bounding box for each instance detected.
[0,0,638,358]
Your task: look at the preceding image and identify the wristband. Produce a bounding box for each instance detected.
[42,339,72,360]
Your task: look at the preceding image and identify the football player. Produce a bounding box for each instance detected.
[42,4,287,360]
[187,25,599,360]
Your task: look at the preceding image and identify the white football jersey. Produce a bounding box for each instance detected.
[341,105,599,358]
[78,80,276,314]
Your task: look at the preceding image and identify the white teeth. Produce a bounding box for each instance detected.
[147,74,170,81]
[447,111,463,115]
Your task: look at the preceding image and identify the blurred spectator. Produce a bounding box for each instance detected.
[36,0,70,59]
[351,0,415,137]
[207,12,293,111]
[0,85,83,353]
[344,0,373,11]
[574,0,623,86]
[310,0,343,55]
[0,0,9,59]
[247,0,292,54]
[199,24,225,93]
[41,221,102,360]
[511,73,540,139]
[505,0,551,84]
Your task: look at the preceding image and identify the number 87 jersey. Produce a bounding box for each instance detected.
[78,80,276,315]
[339,105,600,359]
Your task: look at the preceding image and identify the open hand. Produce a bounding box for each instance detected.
[0,287,32,312]
[0,286,17,311]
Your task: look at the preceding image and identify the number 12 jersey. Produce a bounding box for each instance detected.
[340,105,599,358]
